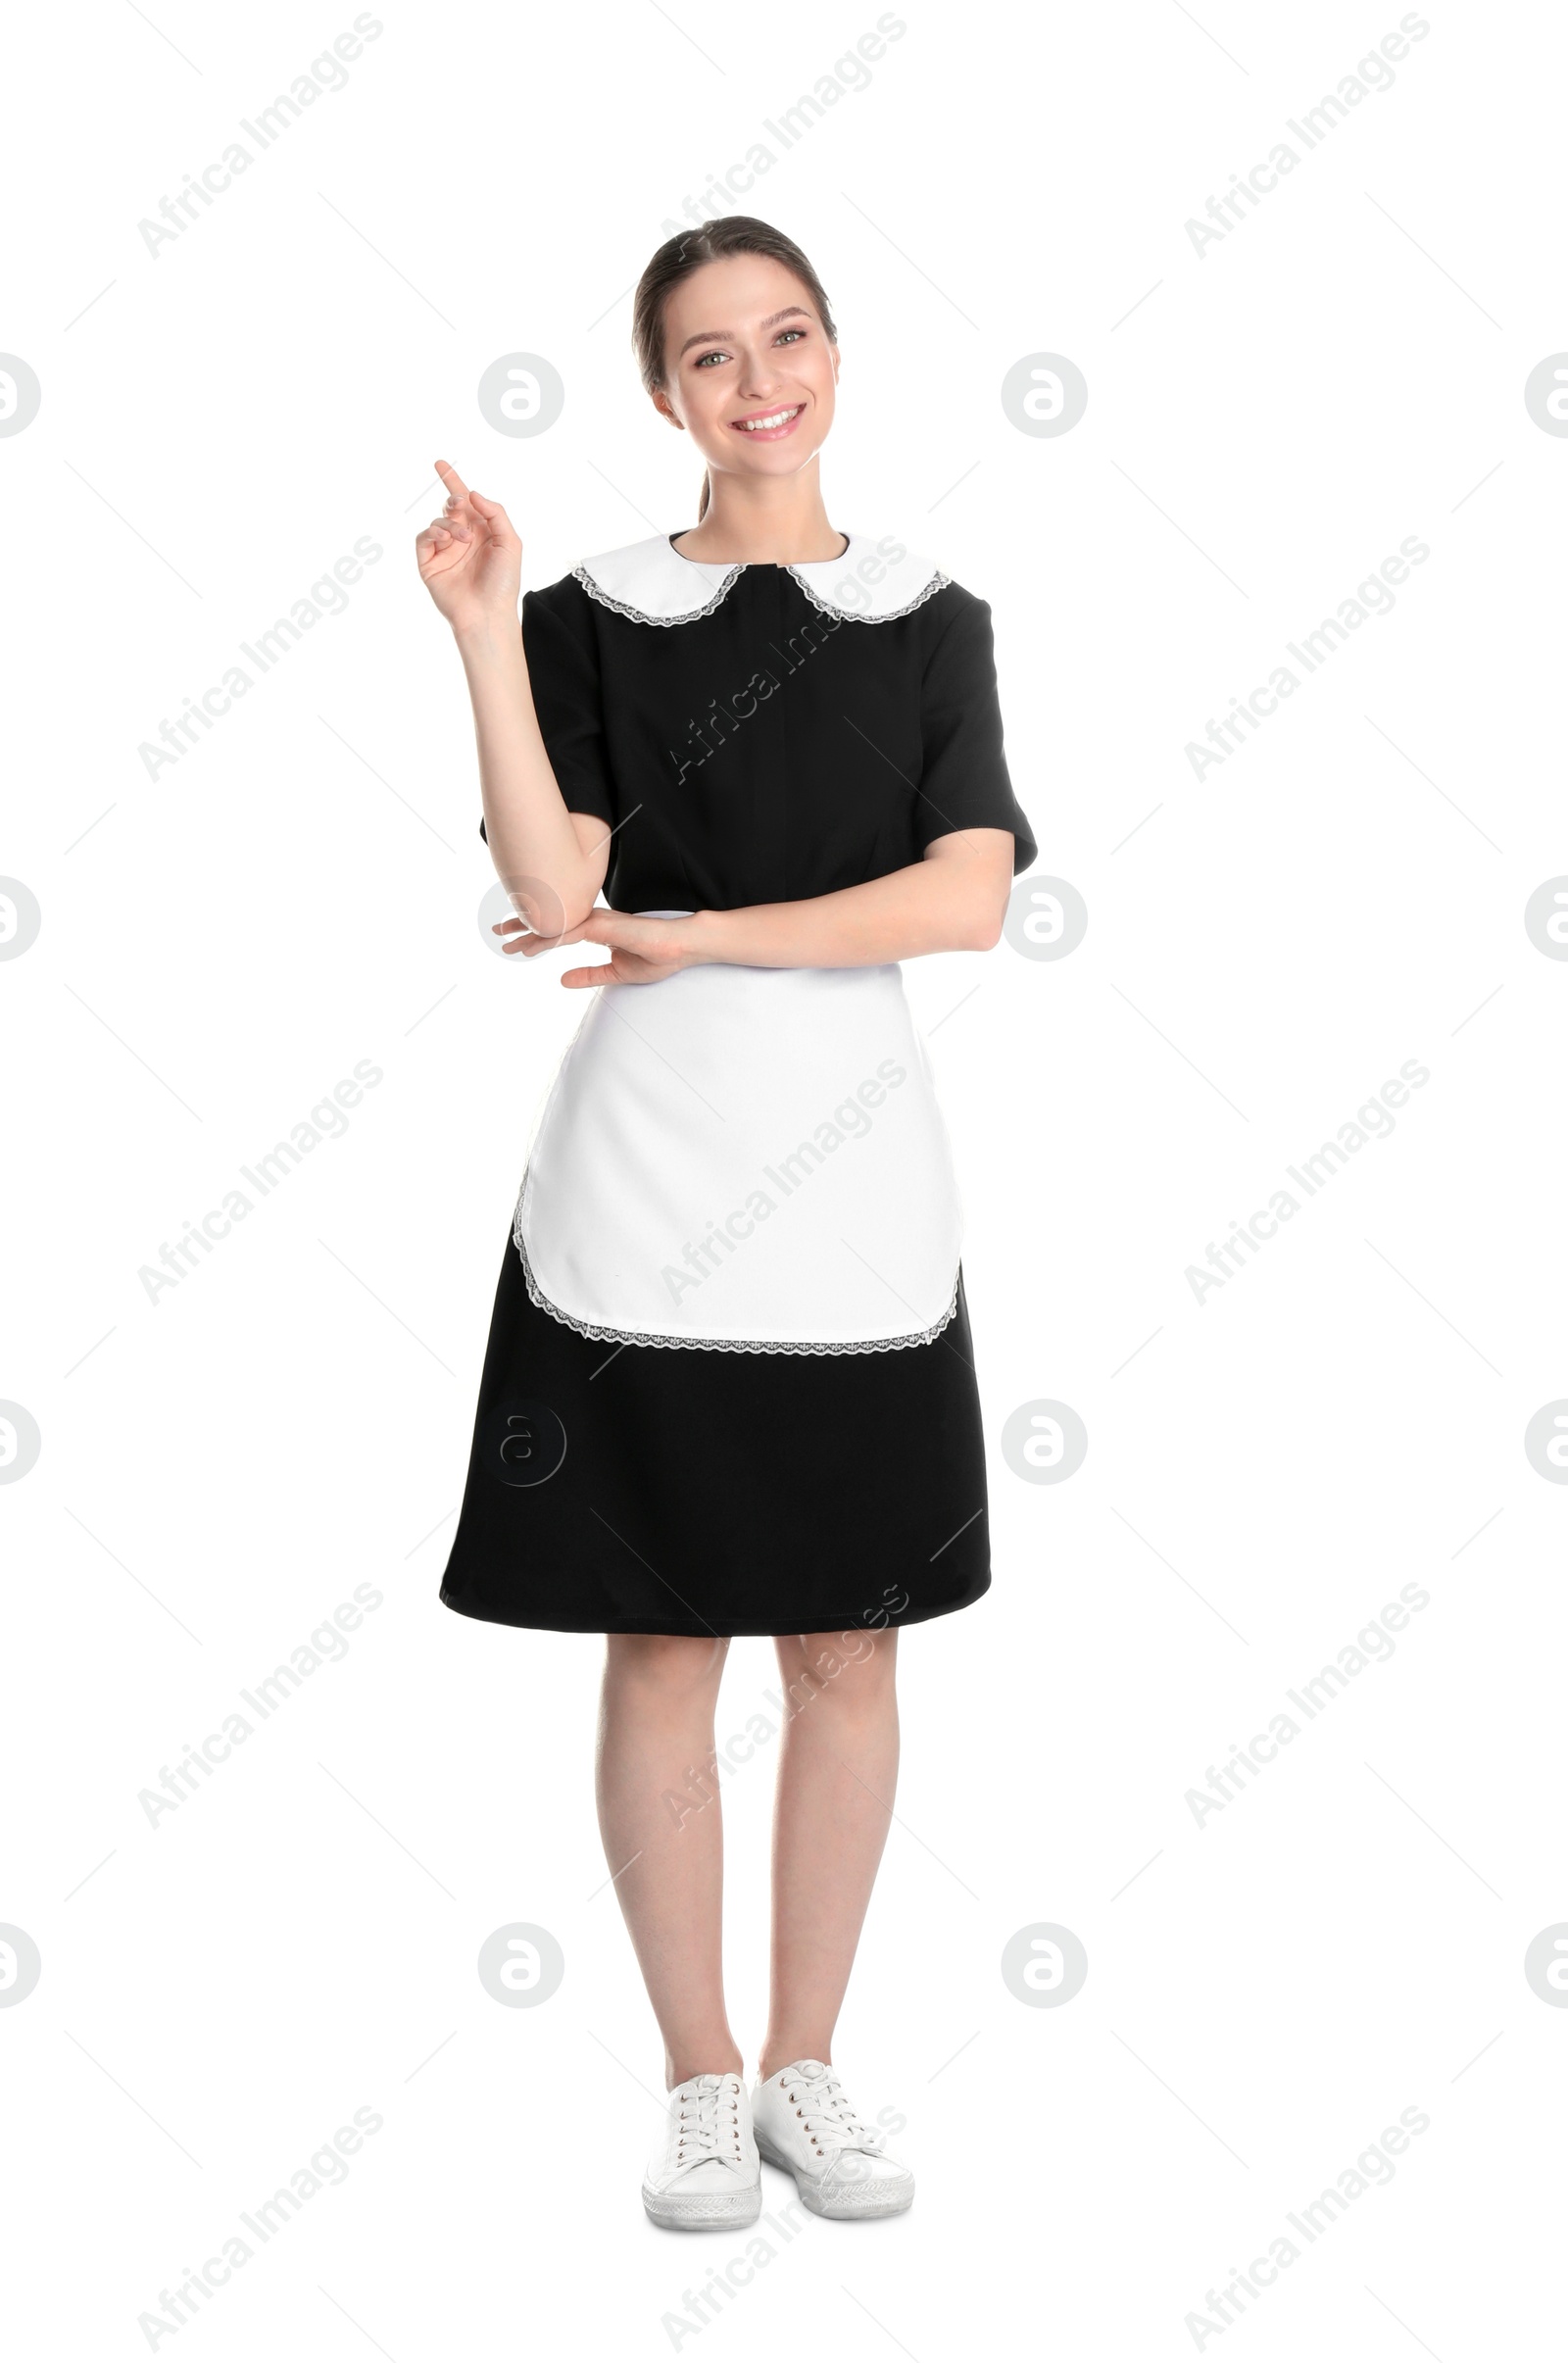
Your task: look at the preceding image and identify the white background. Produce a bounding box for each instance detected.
[4,2,1564,2355]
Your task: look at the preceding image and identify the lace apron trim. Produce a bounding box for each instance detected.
[512,1199,960,1354]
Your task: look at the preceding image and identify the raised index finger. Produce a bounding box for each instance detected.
[433,457,469,501]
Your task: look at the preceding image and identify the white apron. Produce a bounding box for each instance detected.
[514,920,963,1354]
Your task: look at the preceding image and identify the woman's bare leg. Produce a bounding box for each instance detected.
[759,1628,900,2082]
[596,1633,744,2090]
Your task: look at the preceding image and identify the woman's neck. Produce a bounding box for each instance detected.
[671,476,846,566]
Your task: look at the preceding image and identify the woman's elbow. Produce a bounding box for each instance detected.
[492,862,602,939]
[958,898,1006,953]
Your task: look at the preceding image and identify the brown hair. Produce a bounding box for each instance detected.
[631,216,838,521]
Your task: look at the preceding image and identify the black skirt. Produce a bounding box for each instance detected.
[438,1220,992,1639]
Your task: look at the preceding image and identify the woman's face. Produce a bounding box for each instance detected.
[654,252,838,491]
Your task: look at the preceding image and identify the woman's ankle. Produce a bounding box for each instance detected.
[666,2045,745,2089]
[757,2043,832,2084]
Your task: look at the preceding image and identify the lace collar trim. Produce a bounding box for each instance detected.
[571,532,951,626]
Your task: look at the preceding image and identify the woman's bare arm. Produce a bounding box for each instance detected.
[416,461,608,932]
[687,827,1012,967]
[511,828,1016,988]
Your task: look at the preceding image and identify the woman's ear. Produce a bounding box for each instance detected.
[652,390,685,432]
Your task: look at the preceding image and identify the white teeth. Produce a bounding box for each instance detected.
[737,407,800,431]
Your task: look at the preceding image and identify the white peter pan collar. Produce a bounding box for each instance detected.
[570,532,951,626]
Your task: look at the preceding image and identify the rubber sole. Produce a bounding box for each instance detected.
[754,2131,914,2219]
[641,2182,763,2232]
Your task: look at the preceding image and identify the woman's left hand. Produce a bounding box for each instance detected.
[493,907,710,989]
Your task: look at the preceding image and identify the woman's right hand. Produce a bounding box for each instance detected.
[416,459,522,635]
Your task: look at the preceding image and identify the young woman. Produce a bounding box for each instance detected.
[418,216,1036,2231]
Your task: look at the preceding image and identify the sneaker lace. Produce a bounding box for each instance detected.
[786,2067,887,2161]
[670,2076,746,2179]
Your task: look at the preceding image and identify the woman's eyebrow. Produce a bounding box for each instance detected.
[675,306,812,359]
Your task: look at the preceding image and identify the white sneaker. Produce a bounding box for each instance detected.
[642,2071,761,2231]
[751,2058,914,2218]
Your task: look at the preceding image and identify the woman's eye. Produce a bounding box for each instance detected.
[693,328,807,367]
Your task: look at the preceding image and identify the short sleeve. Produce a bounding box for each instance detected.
[477,578,615,845]
[914,592,1037,874]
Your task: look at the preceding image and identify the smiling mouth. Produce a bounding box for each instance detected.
[729,404,805,439]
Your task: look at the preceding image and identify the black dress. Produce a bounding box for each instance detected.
[439,529,1036,1639]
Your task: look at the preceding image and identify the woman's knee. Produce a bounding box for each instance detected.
[606,1632,729,1698]
[774,1627,897,1711]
